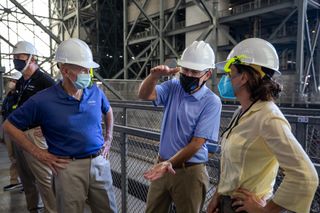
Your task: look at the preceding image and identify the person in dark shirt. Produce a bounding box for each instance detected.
[8,41,56,213]
[2,71,22,191]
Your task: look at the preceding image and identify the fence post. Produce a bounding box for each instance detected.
[296,116,309,150]
[121,107,128,213]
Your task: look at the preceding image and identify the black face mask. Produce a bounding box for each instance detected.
[179,72,207,94]
[13,59,27,72]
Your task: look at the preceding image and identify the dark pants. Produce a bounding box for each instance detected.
[220,195,247,213]
[13,143,43,212]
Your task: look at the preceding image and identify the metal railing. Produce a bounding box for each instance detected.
[108,102,320,213]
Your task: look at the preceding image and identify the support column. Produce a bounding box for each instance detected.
[123,0,128,79]
[296,0,307,94]
[159,0,164,64]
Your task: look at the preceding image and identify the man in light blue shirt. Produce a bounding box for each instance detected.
[139,41,221,213]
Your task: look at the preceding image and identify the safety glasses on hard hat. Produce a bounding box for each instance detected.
[224,55,266,78]
[223,55,248,72]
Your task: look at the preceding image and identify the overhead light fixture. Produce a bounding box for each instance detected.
[228,7,232,11]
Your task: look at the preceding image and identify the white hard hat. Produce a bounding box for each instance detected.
[11,41,37,55]
[216,38,280,76]
[177,40,215,72]
[54,38,99,68]
[3,71,22,80]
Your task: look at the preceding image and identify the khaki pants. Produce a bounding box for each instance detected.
[24,128,56,213]
[145,163,209,213]
[24,151,56,213]
[4,132,20,184]
[53,156,117,213]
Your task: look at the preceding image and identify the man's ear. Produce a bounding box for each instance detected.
[204,70,212,80]
[60,65,68,77]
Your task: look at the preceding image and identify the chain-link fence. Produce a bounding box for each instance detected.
[108,102,320,213]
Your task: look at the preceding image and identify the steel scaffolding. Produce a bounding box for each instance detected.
[0,0,319,104]
[121,0,320,104]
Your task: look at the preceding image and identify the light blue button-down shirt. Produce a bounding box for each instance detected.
[154,79,222,163]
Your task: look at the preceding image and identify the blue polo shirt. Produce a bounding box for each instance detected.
[8,82,110,158]
[154,79,221,163]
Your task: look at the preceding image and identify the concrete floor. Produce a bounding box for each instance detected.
[0,142,96,213]
[0,142,28,213]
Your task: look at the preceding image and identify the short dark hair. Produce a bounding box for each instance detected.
[233,64,282,101]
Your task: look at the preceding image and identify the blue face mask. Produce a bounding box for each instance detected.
[13,59,27,72]
[218,75,237,99]
[74,73,91,89]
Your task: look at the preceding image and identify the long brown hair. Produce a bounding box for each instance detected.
[234,64,282,101]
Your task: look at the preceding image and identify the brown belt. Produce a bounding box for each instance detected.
[157,156,204,169]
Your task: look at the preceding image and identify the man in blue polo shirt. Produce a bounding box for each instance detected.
[9,41,56,213]
[139,41,222,213]
[3,38,117,213]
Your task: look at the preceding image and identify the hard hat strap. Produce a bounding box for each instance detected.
[21,54,33,73]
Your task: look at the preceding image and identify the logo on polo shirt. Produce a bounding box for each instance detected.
[88,100,96,105]
[27,85,35,91]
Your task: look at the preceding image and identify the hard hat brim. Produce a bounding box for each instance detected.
[215,60,281,76]
[82,61,100,69]
[177,60,215,72]
[8,51,37,56]
[55,60,100,69]
[3,75,20,80]
[215,61,227,73]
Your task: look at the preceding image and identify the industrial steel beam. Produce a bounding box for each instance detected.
[113,39,159,79]
[165,21,211,36]
[268,8,297,40]
[191,0,213,21]
[219,1,294,24]
[0,35,14,47]
[9,0,61,43]
[163,0,183,32]
[123,0,128,79]
[126,0,148,41]
[297,0,307,94]
[302,19,320,94]
[308,0,320,9]
[136,40,159,79]
[131,0,160,33]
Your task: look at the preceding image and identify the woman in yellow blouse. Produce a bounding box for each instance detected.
[207,38,318,213]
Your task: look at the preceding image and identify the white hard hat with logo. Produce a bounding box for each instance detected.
[216,38,280,76]
[54,38,99,69]
[177,40,215,72]
[11,41,37,55]
[3,71,23,80]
